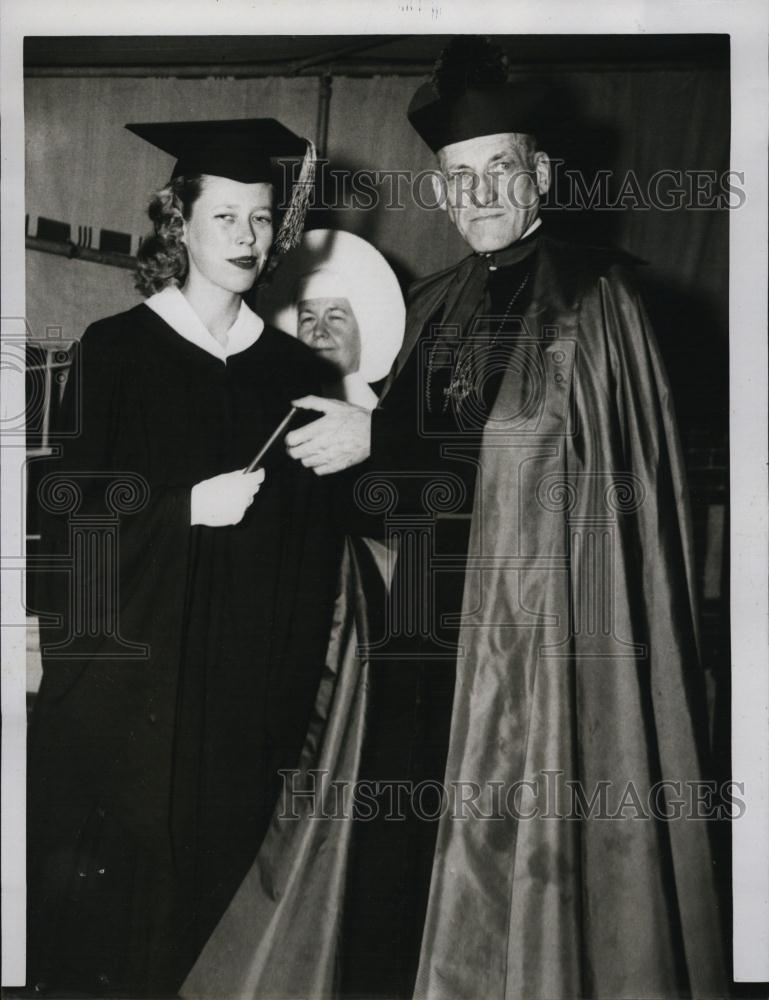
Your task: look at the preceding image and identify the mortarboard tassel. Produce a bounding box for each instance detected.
[272,139,317,255]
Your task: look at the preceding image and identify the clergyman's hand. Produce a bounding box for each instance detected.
[286,396,372,475]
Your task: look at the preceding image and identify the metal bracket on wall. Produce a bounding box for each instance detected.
[25,235,136,271]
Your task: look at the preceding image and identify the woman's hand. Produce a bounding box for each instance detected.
[191,468,266,527]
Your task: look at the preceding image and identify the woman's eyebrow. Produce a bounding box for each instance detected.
[211,203,272,211]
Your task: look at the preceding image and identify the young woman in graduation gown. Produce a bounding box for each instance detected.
[26,119,342,998]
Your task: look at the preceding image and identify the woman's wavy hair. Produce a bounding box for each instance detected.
[134,174,206,297]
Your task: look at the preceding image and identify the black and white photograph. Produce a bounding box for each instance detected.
[1,2,768,998]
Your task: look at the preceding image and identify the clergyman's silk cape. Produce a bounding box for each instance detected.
[182,236,728,1000]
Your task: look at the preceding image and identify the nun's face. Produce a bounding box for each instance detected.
[297,297,362,376]
[182,175,274,295]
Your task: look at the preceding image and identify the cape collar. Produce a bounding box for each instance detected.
[380,221,544,400]
[144,285,264,361]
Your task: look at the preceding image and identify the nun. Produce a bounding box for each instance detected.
[256,228,405,409]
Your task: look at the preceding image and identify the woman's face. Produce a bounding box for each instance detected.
[182,174,274,296]
[297,297,362,376]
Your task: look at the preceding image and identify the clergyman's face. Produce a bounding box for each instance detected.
[297,296,362,376]
[182,174,274,296]
[434,132,550,253]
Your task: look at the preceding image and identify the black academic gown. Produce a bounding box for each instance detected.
[27,303,342,997]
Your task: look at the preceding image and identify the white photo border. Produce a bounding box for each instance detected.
[2,0,767,986]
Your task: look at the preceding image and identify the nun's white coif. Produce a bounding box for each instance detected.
[257,229,406,384]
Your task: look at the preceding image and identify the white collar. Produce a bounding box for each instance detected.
[522,217,542,240]
[144,285,264,361]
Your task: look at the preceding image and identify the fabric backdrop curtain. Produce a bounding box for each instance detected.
[24,65,729,371]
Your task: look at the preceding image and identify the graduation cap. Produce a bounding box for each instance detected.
[125,117,316,253]
[407,37,559,153]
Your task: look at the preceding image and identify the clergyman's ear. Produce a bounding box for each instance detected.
[534,151,551,196]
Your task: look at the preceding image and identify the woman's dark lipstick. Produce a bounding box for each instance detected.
[228,256,258,269]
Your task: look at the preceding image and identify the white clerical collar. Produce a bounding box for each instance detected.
[522,217,542,240]
[144,284,264,361]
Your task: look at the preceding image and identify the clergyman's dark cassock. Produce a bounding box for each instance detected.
[180,226,728,1000]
